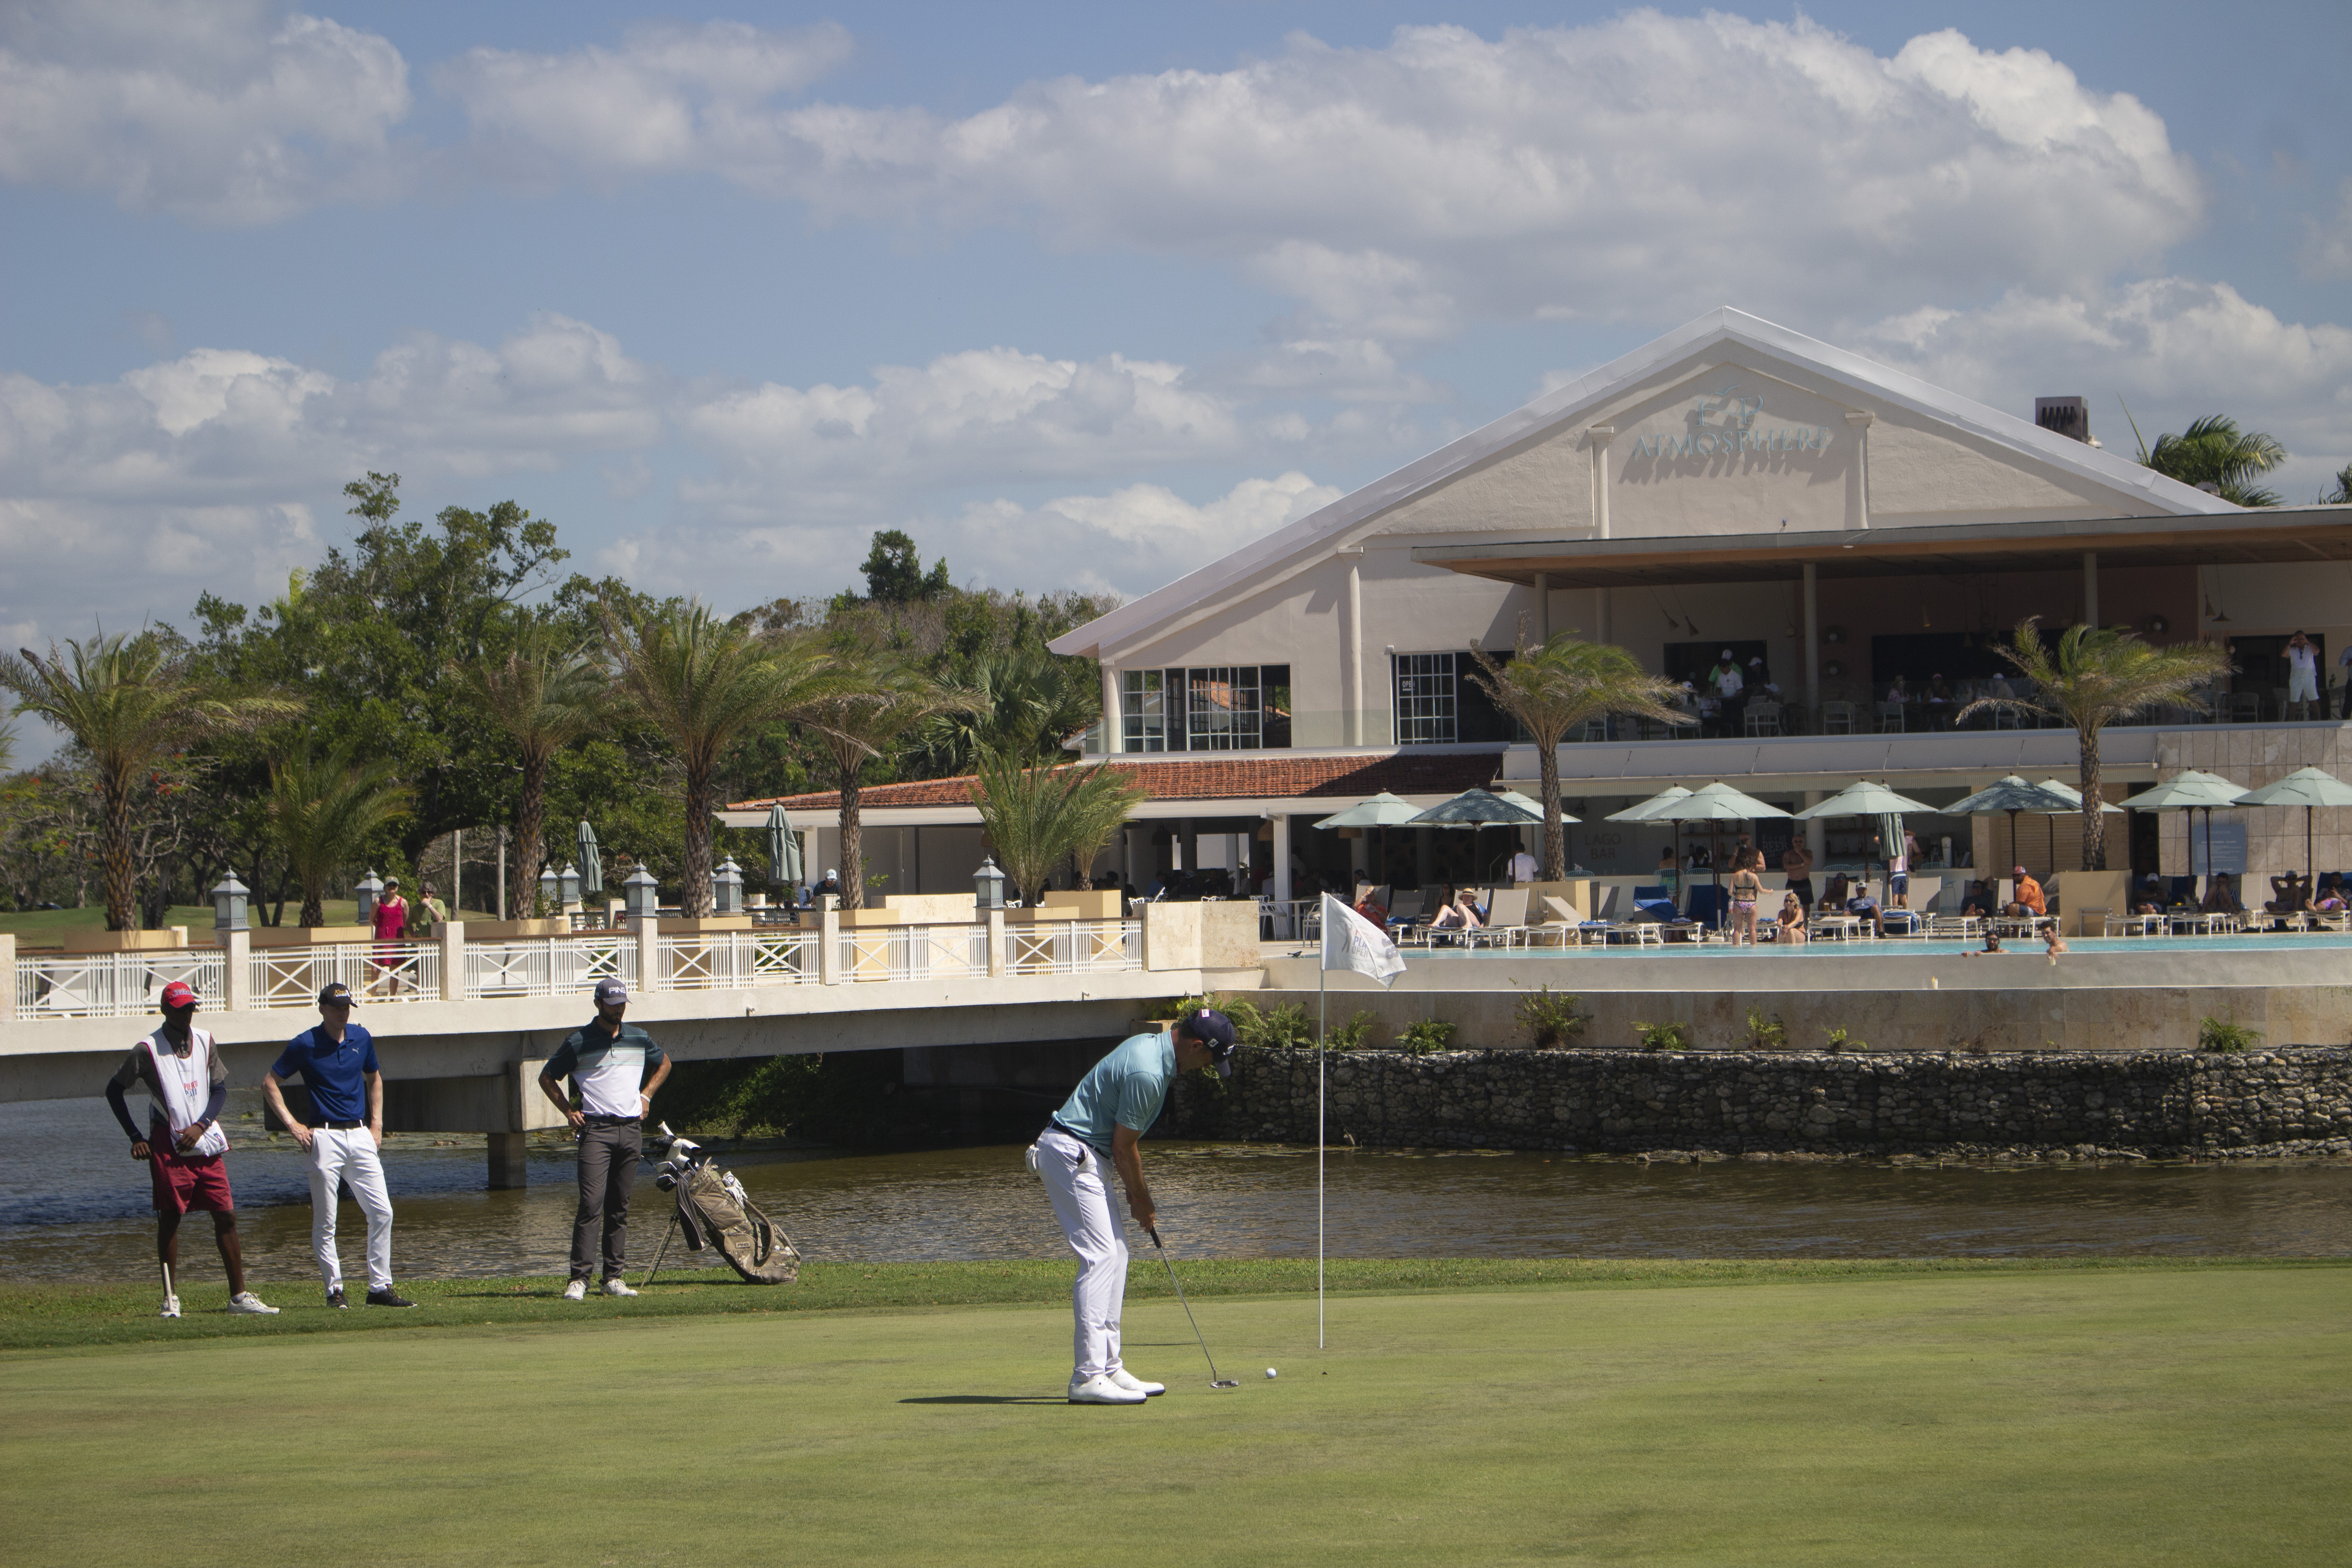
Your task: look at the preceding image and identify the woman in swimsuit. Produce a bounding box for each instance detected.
[1775,891,1808,944]
[1728,862,1764,946]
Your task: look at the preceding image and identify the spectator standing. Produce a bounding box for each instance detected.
[813,869,843,901]
[104,981,278,1318]
[413,880,448,936]
[1509,845,1538,883]
[369,876,409,998]
[2285,632,2320,721]
[1727,861,1764,945]
[261,982,413,1309]
[2337,641,2352,720]
[1709,652,1745,735]
[539,979,672,1300]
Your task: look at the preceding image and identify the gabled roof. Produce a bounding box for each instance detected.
[1049,307,2236,660]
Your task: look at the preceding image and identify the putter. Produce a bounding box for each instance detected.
[1149,1226,1238,1388]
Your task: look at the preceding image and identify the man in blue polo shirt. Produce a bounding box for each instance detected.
[262,982,413,1308]
[1029,1007,1236,1405]
[539,979,671,1301]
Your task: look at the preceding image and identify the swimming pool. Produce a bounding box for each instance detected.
[1411,933,2352,959]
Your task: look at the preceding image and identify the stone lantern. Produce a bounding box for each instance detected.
[974,854,1007,911]
[354,869,383,927]
[713,857,743,916]
[211,872,250,934]
[559,863,581,909]
[539,864,560,916]
[622,865,661,926]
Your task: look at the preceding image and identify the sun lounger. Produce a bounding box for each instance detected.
[1470,889,1531,948]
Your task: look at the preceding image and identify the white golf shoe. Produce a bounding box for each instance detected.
[562,1279,587,1301]
[1068,1373,1148,1406]
[158,1294,181,1319]
[226,1292,279,1315]
[1106,1367,1165,1396]
[602,1278,638,1298]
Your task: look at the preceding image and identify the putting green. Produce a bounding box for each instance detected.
[5,1266,2346,1566]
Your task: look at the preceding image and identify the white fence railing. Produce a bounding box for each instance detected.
[838,923,988,984]
[1006,919,1142,976]
[659,931,820,989]
[250,943,442,1009]
[465,936,635,1001]
[13,949,227,1020]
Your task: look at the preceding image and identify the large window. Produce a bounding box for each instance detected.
[1187,666,1261,750]
[1118,664,1293,751]
[1122,669,1169,752]
[1395,653,1457,745]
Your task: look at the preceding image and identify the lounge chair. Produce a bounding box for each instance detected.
[1470,889,1531,948]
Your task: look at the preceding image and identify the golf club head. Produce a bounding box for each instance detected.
[1210,1379,1240,1389]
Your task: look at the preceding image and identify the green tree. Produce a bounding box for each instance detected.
[791,657,973,911]
[970,748,1147,905]
[860,529,952,604]
[1468,629,1695,880]
[268,740,413,927]
[456,617,609,918]
[1961,618,2231,870]
[603,603,847,917]
[2321,462,2352,506]
[915,646,1100,773]
[1,632,299,929]
[2131,413,2288,507]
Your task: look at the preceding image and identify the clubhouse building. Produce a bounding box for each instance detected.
[733,309,2352,906]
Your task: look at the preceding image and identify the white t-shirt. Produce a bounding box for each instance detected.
[1714,665,1744,696]
[2288,643,2318,680]
[1510,850,1537,881]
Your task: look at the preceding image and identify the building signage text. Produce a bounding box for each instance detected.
[1627,381,1834,460]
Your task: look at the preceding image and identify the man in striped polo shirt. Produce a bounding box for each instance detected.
[539,979,671,1300]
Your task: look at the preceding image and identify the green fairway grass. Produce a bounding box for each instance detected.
[4,1262,2347,1566]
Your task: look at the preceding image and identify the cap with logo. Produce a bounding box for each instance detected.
[160,980,199,1011]
[1181,1007,1239,1078]
[594,978,629,1006]
[318,981,355,1009]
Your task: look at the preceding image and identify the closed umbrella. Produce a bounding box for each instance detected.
[1406,788,1544,887]
[1313,791,1427,888]
[1945,775,2077,877]
[2028,777,2125,873]
[764,802,803,892]
[2128,770,2247,885]
[2235,766,2352,884]
[1648,783,1793,923]
[576,819,603,897]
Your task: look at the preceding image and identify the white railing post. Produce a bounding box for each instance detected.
[635,915,662,993]
[819,897,841,985]
[440,921,465,1002]
[986,909,1006,978]
[0,934,14,1021]
[221,929,250,1012]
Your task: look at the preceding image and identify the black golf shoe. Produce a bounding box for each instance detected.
[365,1287,416,1308]
[326,1287,348,1310]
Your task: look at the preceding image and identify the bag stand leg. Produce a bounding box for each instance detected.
[639,1204,682,1290]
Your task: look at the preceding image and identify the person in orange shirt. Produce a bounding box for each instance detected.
[2004,865,2045,919]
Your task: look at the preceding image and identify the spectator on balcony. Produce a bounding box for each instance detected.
[1708,652,1745,735]
[2285,632,2321,721]
[2004,867,2045,920]
[1884,674,1912,707]
[813,868,843,902]
[413,880,447,936]
[368,877,409,999]
[1925,674,1956,729]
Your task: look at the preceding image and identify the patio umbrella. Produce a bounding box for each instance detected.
[764,802,803,890]
[1406,788,1544,887]
[1313,791,1426,888]
[2028,777,2124,873]
[1646,783,1793,922]
[1793,780,1941,884]
[576,819,603,897]
[1945,775,2077,876]
[2236,766,2352,883]
[1494,789,1579,824]
[2127,770,2248,887]
[1605,786,1695,896]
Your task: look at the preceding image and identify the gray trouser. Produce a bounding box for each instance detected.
[570,1120,641,1281]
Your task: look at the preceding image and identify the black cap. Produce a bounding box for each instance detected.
[318,982,354,1008]
[1181,1008,1239,1077]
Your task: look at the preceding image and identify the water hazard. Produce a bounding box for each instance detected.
[4,1098,2348,1283]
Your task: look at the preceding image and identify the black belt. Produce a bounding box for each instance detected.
[1049,1119,1107,1157]
[584,1114,641,1125]
[323,1119,364,1131]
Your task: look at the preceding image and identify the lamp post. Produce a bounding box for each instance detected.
[538,863,560,918]
[211,873,250,933]
[622,865,660,926]
[354,869,382,927]
[559,862,581,909]
[713,857,743,916]
[974,854,1007,911]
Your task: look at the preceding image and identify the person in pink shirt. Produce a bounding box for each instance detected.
[370,877,411,997]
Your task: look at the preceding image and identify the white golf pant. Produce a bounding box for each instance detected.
[1037,1128,1129,1377]
[307,1126,393,1294]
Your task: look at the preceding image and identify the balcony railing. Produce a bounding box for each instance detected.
[13,949,227,1020]
[1005,919,1142,975]
[253,943,442,1009]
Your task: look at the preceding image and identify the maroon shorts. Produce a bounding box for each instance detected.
[149,1149,234,1215]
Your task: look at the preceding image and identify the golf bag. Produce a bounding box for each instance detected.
[650,1127,801,1285]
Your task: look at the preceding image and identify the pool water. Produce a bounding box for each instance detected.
[1416,934,2352,959]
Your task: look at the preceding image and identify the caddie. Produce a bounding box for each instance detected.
[261,982,413,1309]
[103,980,278,1318]
[539,979,670,1300]
[1029,1007,1236,1405]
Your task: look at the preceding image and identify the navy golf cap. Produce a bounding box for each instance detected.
[594,978,629,1006]
[317,982,354,1008]
[1181,1007,1238,1076]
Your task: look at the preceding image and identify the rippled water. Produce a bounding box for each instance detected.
[5,1098,2348,1284]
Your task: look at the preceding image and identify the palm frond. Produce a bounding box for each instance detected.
[970,749,1147,902]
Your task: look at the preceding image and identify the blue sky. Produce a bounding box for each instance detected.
[4,0,2350,761]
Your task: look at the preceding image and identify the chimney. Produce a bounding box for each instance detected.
[2034,396,2090,444]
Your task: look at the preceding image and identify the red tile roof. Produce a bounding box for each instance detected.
[729,750,1505,814]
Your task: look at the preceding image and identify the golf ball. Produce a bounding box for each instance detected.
[1265,1367,1279,1379]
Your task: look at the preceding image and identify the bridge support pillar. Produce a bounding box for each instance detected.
[487,1132,529,1190]
[220,929,250,1012]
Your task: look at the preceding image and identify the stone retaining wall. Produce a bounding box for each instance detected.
[1166,1045,2352,1158]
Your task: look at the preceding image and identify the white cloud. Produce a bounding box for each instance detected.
[2300,179,2352,281]
[0,0,411,223]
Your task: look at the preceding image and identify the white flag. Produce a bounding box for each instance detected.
[1320,892,1406,986]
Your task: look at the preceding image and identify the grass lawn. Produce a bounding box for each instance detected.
[4,1259,2347,1565]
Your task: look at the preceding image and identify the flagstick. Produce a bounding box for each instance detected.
[1318,896,1327,1352]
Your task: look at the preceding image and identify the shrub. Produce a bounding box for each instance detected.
[1744,1007,1789,1051]
[1826,1026,1865,1054]
[1634,1020,1693,1052]
[1516,985,1592,1049]
[2198,1015,2262,1054]
[1399,1018,1459,1054]
[1245,1003,1317,1050]
[1329,1010,1382,1051]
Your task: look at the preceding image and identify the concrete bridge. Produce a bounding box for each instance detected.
[1,902,1266,1185]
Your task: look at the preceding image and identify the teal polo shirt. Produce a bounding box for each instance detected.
[1051,1031,1176,1153]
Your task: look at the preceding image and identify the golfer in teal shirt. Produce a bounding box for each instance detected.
[1033,1008,1236,1405]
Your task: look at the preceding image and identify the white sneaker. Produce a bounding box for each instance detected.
[562,1279,587,1301]
[1068,1373,1148,1406]
[601,1277,638,1298]
[1106,1367,1165,1396]
[158,1294,181,1320]
[226,1291,279,1315]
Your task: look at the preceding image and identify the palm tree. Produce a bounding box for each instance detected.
[1468,630,1696,880]
[917,648,1099,772]
[2322,462,2352,506]
[269,741,413,927]
[970,747,1147,906]
[1,631,299,929]
[1960,618,2231,870]
[793,657,974,911]
[456,618,608,919]
[603,602,846,917]
[2130,412,2287,507]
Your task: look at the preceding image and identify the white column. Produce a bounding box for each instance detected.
[1803,791,1828,867]
[1342,550,1364,745]
[2084,552,2099,628]
[221,928,250,1013]
[986,907,1006,978]
[1100,662,1120,753]
[439,920,465,1002]
[1272,815,1293,907]
[1534,571,1550,642]
[1590,424,1615,646]
[818,895,841,985]
[1803,561,1820,716]
[1844,412,1874,530]
[636,911,662,993]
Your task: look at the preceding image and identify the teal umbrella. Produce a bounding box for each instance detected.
[1313,791,1426,887]
[2029,777,2124,873]
[1406,788,1544,887]
[2236,767,2352,882]
[576,820,603,897]
[2124,770,2246,883]
[1945,775,2076,874]
[765,803,803,890]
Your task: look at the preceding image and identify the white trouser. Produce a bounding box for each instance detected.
[308,1126,393,1294]
[2288,668,2319,703]
[1036,1128,1129,1378]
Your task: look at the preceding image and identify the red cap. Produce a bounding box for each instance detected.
[160,981,198,1010]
